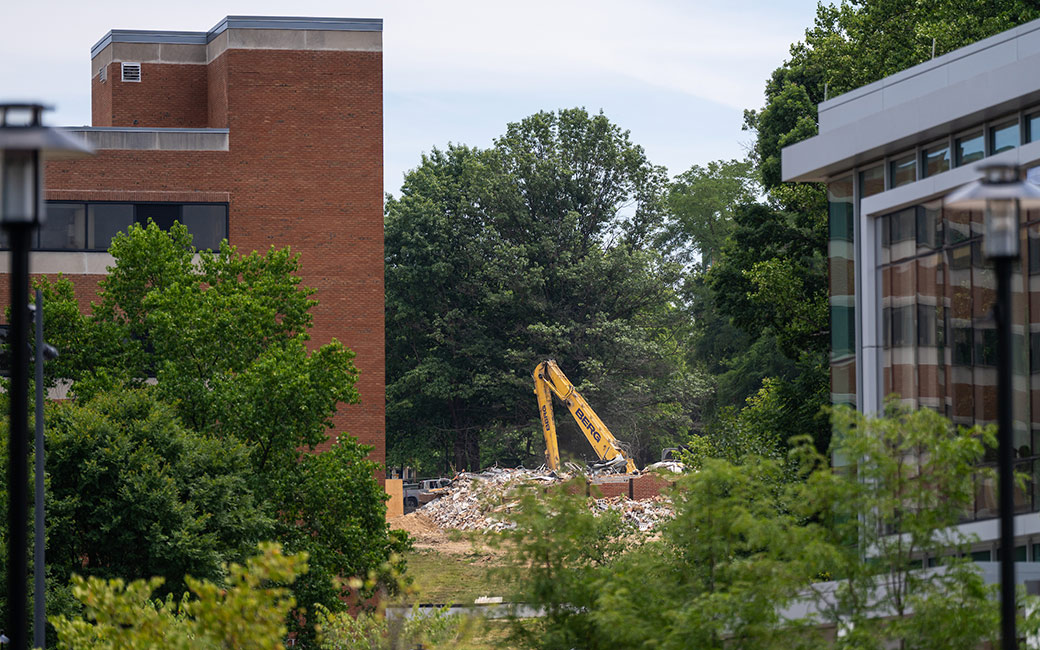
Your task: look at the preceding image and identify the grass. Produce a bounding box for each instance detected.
[398,548,506,606]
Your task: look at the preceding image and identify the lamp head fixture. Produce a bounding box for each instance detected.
[945,162,1040,259]
[0,102,93,226]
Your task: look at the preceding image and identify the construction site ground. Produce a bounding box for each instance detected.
[390,511,506,606]
[388,466,678,608]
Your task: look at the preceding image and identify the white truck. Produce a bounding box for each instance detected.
[403,477,452,510]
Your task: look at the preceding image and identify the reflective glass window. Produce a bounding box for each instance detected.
[889,153,916,188]
[1029,114,1040,143]
[916,202,942,252]
[859,164,884,198]
[956,131,985,166]
[922,142,950,177]
[990,119,1019,155]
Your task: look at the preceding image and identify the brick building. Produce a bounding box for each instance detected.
[32,16,385,461]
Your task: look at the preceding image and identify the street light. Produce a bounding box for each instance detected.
[946,162,1040,650]
[0,103,91,650]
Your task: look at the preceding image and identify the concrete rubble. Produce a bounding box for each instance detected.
[417,466,673,533]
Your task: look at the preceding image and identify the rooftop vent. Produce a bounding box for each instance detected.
[99,65,107,83]
[121,62,141,83]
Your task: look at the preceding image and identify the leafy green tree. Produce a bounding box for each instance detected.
[662,158,759,270]
[51,543,306,650]
[44,389,271,599]
[32,222,406,643]
[703,201,830,452]
[386,109,705,472]
[492,407,1016,649]
[791,405,1001,648]
[490,479,636,650]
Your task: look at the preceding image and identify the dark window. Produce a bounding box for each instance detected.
[831,305,855,357]
[952,326,973,365]
[890,207,915,243]
[35,201,228,253]
[181,205,226,250]
[917,304,937,346]
[956,131,985,166]
[88,203,134,250]
[916,203,941,250]
[40,203,86,250]
[974,328,998,366]
[889,305,914,347]
[859,164,884,197]
[135,203,181,232]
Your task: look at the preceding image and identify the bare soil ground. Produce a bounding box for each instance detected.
[391,512,462,552]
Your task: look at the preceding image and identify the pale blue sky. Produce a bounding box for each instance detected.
[0,0,820,196]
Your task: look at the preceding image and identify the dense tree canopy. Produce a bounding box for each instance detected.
[8,222,408,644]
[386,108,707,474]
[493,407,1007,650]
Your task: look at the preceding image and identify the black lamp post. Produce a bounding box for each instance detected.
[946,162,1040,649]
[0,103,91,649]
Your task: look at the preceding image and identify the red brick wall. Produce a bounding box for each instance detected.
[91,64,113,127]
[108,62,209,128]
[207,54,228,129]
[592,481,629,499]
[35,44,385,465]
[630,474,671,500]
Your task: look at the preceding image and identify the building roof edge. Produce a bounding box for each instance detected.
[91,16,383,58]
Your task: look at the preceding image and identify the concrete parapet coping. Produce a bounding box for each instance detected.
[91,15,383,61]
[62,127,229,152]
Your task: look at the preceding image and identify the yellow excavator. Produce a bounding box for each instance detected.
[533,360,638,474]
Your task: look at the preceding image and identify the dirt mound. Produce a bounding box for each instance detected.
[390,512,475,554]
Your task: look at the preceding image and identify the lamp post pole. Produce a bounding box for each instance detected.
[995,252,1016,648]
[0,103,92,649]
[5,221,31,650]
[946,162,1040,650]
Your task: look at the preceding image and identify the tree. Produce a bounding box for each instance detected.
[32,222,406,643]
[662,159,759,270]
[51,543,306,650]
[790,406,1002,648]
[492,407,1015,649]
[44,390,272,599]
[386,109,706,473]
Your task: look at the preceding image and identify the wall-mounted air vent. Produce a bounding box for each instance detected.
[121,62,141,83]
[98,65,107,83]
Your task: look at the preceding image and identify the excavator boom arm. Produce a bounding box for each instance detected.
[533,360,637,474]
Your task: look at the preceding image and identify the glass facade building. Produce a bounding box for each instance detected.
[785,17,1040,553]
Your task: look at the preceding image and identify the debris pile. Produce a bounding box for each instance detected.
[594,495,672,532]
[418,466,673,533]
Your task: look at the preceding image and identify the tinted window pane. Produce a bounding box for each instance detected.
[890,154,916,188]
[923,143,950,177]
[990,119,1019,154]
[40,203,85,250]
[956,131,984,166]
[89,203,134,250]
[181,205,227,250]
[859,164,884,197]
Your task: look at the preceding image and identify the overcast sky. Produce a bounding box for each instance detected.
[0,0,819,196]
